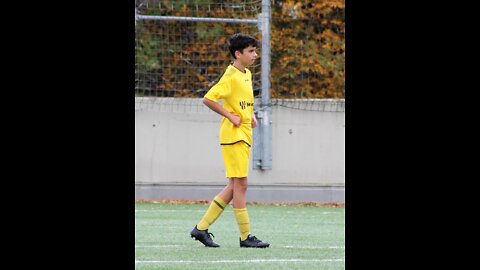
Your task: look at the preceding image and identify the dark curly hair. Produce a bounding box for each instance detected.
[228,34,258,59]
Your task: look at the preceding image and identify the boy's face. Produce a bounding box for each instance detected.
[236,45,257,66]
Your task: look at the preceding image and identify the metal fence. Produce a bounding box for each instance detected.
[135,0,345,170]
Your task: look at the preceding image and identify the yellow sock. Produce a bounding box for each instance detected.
[197,196,227,230]
[233,208,250,241]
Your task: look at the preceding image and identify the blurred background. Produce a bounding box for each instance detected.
[135,0,345,203]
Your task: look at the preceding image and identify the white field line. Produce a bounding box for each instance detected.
[283,211,342,215]
[283,246,344,249]
[135,258,344,264]
[136,210,341,214]
[135,245,344,249]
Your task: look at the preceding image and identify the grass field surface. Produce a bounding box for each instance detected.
[135,203,345,270]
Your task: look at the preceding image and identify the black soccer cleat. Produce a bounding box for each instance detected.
[240,234,270,248]
[190,226,220,247]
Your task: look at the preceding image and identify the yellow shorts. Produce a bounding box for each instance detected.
[221,141,251,178]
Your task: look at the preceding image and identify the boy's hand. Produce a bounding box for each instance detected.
[251,114,257,128]
[229,114,241,127]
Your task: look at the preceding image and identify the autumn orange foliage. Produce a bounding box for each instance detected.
[271,0,345,98]
[135,0,345,99]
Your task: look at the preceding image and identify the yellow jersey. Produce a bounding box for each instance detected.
[204,65,255,146]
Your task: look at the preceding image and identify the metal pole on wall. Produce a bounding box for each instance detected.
[136,3,270,169]
[253,0,272,170]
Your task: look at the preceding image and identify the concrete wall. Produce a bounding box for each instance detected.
[135,98,345,203]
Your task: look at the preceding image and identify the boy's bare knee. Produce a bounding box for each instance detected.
[233,178,248,193]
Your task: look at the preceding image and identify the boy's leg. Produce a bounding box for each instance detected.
[197,179,233,230]
[232,177,270,248]
[217,178,234,205]
[232,177,250,240]
[191,180,233,247]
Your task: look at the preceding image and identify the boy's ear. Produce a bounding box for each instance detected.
[234,50,241,59]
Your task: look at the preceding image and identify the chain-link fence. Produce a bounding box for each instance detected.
[135,0,345,112]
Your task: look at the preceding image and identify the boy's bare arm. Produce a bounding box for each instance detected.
[203,98,241,127]
[251,112,257,128]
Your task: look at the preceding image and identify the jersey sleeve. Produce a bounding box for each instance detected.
[204,74,231,102]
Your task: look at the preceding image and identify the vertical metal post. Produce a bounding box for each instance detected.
[253,0,272,170]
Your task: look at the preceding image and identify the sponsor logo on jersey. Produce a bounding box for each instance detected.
[239,101,254,110]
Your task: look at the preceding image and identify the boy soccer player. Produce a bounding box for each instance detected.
[190,34,270,248]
